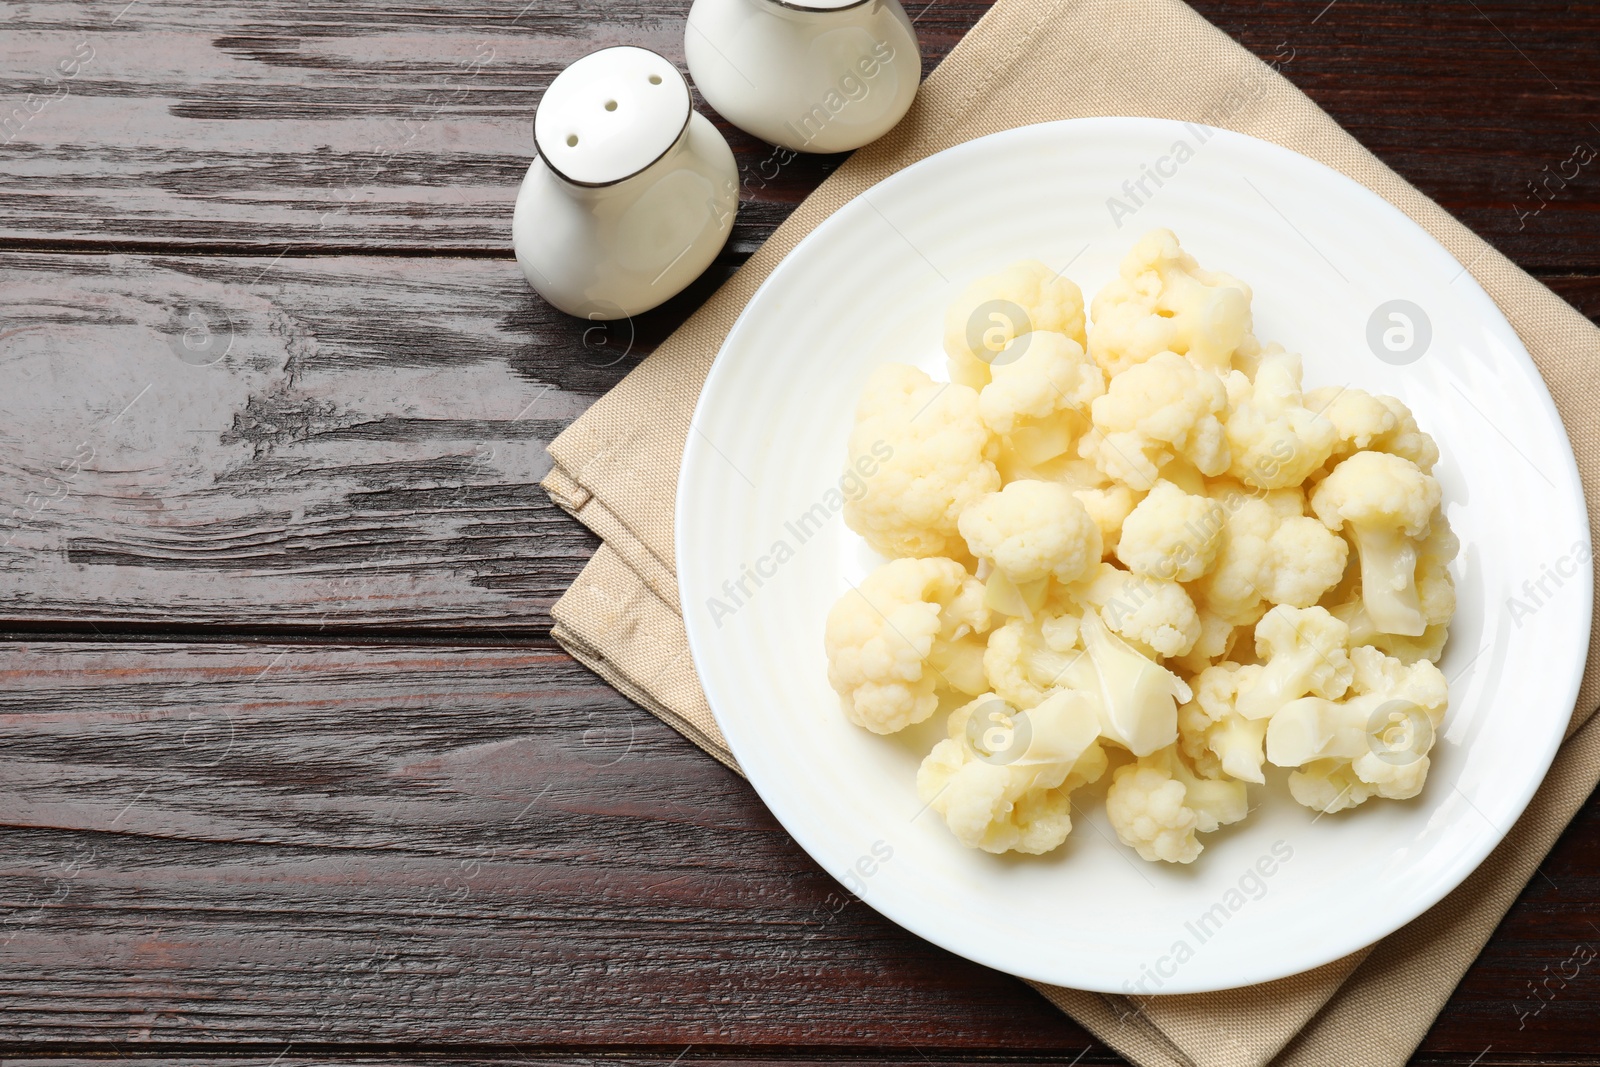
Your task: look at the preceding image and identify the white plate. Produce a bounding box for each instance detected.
[675,118,1592,993]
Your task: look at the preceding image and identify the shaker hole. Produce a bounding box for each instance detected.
[605,99,618,111]
[566,134,579,147]
[648,74,663,85]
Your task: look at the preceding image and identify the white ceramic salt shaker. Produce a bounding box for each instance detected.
[512,46,738,320]
[685,0,920,154]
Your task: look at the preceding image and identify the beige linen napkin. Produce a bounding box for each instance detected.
[541,0,1600,1063]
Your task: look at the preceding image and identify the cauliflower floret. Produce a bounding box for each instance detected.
[1088,228,1255,378]
[1369,394,1441,472]
[1415,509,1459,630]
[1080,351,1231,489]
[1078,486,1140,558]
[824,558,992,734]
[842,364,1000,559]
[1304,387,1392,456]
[1330,600,1446,664]
[983,611,1082,708]
[944,261,1087,391]
[1029,458,1143,558]
[1286,751,1433,813]
[1309,451,1442,637]
[980,331,1105,474]
[1105,743,1249,863]
[1168,607,1243,675]
[1266,645,1449,812]
[1222,347,1337,489]
[1304,386,1440,473]
[1054,609,1191,756]
[1187,481,1348,625]
[1115,479,1225,583]
[960,480,1102,590]
[1326,509,1456,664]
[1258,506,1352,607]
[1179,660,1269,782]
[1075,562,1201,659]
[1234,605,1353,721]
[917,690,1108,854]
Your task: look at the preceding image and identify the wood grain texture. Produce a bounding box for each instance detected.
[0,641,1092,1050]
[1,1,1597,270]
[0,1057,1590,1067]
[1187,0,1600,274]
[0,1058,1592,1067]
[0,0,984,255]
[0,252,616,632]
[0,641,1594,1060]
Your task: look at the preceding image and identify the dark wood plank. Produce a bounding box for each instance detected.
[1188,0,1600,271]
[0,1057,1133,1067]
[0,0,987,256]
[0,252,631,632]
[1,0,1598,272]
[0,1056,1593,1067]
[0,642,1596,1058]
[0,641,1092,1050]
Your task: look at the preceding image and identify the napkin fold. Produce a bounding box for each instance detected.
[542,1,1600,1063]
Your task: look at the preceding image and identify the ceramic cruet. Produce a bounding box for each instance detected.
[512,45,738,320]
[685,0,921,154]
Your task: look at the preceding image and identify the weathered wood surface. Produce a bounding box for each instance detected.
[0,641,1094,1050]
[2,0,1600,1064]
[0,640,1596,1061]
[0,0,1597,270]
[0,252,611,632]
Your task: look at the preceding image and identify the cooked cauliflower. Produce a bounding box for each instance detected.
[944,261,1087,391]
[1234,605,1353,720]
[1188,481,1348,625]
[1309,451,1442,637]
[823,557,992,734]
[1088,228,1256,378]
[829,229,1457,864]
[1055,609,1191,756]
[1304,386,1440,473]
[842,364,1000,559]
[1169,607,1244,675]
[1222,347,1338,489]
[1031,458,1143,557]
[960,480,1102,589]
[1326,507,1456,661]
[1179,660,1270,783]
[979,331,1105,466]
[1328,509,1457,662]
[1075,561,1201,659]
[1105,743,1249,863]
[1265,645,1449,812]
[1115,479,1225,583]
[983,610,1082,708]
[1080,350,1231,489]
[917,690,1108,854]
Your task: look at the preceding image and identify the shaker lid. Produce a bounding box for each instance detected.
[534,46,692,187]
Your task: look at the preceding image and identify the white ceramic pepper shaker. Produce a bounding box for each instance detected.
[684,0,920,154]
[512,46,738,320]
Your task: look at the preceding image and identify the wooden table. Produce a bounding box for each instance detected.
[1,2,1596,1064]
